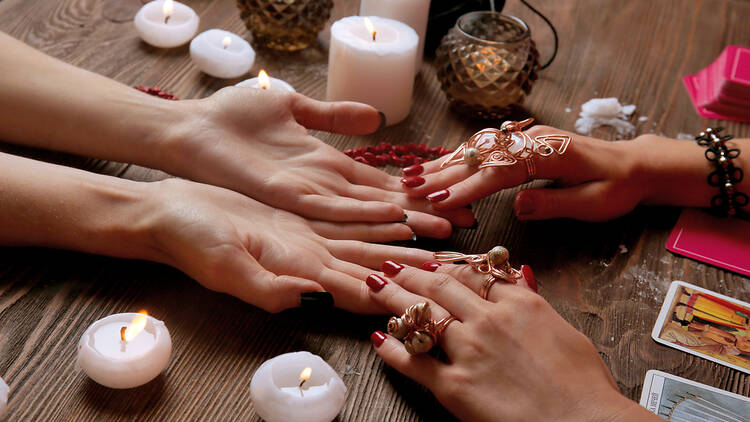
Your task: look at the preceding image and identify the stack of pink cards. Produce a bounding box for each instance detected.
[683,45,750,122]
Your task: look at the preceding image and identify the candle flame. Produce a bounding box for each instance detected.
[162,0,174,23]
[222,36,232,49]
[122,310,149,342]
[257,69,270,90]
[363,17,376,42]
[298,367,312,387]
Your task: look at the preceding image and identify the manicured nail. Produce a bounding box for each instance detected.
[514,192,535,217]
[371,330,387,347]
[521,265,537,293]
[426,189,450,203]
[420,262,441,272]
[366,274,388,291]
[377,111,387,131]
[411,233,417,241]
[381,260,404,277]
[400,176,425,188]
[402,164,424,177]
[300,292,334,308]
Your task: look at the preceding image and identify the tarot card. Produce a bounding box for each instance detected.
[652,281,750,374]
[640,370,750,421]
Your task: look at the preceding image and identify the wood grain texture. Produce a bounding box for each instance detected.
[0,0,749,420]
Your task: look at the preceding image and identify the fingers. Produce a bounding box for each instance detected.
[290,94,382,135]
[220,251,324,313]
[379,264,483,320]
[341,158,403,191]
[326,240,434,269]
[425,165,527,210]
[401,164,477,198]
[371,331,447,389]
[513,183,631,221]
[365,271,463,356]
[297,194,405,223]
[424,263,536,301]
[316,267,384,314]
[309,220,414,242]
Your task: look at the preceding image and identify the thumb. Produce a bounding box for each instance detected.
[513,184,630,222]
[290,94,383,135]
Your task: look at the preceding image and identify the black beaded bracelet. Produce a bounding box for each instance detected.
[695,127,748,217]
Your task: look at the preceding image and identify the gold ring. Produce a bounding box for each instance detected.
[440,118,571,171]
[434,246,522,299]
[387,302,457,355]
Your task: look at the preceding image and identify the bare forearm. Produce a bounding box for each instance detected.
[0,31,184,169]
[0,152,159,261]
[635,135,750,208]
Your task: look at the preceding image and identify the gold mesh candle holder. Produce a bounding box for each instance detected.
[236,0,332,51]
[436,12,539,119]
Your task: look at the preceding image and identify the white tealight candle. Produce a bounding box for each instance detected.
[250,352,346,422]
[236,69,296,92]
[134,0,199,48]
[190,29,256,79]
[360,0,430,74]
[0,376,7,417]
[326,16,418,126]
[77,311,172,389]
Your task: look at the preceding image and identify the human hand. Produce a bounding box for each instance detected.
[365,263,657,422]
[162,88,475,238]
[145,178,434,313]
[401,126,731,222]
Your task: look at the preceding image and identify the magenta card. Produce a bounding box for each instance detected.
[666,208,750,277]
[721,45,750,88]
[683,75,750,121]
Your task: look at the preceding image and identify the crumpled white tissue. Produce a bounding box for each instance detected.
[574,97,636,138]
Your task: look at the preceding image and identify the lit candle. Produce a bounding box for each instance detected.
[0,376,7,417]
[236,69,296,92]
[326,16,418,126]
[77,311,172,389]
[134,0,199,48]
[360,0,430,74]
[250,352,347,422]
[189,29,256,79]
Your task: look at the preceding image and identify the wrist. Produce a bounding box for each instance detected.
[579,391,658,422]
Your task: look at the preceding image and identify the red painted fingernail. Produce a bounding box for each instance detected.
[366,274,388,291]
[371,331,387,347]
[514,192,535,217]
[420,262,441,272]
[381,260,404,277]
[521,265,537,293]
[426,189,450,203]
[402,164,424,177]
[400,176,425,188]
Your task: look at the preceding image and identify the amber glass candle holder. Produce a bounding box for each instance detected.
[236,0,332,51]
[436,12,539,119]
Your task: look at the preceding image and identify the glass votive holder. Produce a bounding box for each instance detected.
[236,0,332,51]
[435,11,539,119]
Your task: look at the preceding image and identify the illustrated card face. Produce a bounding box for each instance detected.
[652,281,750,374]
[640,370,750,420]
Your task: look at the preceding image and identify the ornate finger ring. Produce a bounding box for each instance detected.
[387,302,457,355]
[434,246,522,300]
[440,118,571,179]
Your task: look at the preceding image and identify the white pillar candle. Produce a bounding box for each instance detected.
[77,311,172,389]
[250,352,346,422]
[190,29,256,79]
[360,0,430,74]
[0,376,7,417]
[134,0,199,48]
[237,70,296,92]
[326,16,418,126]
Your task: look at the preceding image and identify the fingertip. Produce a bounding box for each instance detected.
[521,264,538,293]
[371,330,387,347]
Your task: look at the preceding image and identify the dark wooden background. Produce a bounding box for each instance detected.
[0,0,749,420]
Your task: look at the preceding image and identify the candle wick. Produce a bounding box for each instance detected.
[299,379,306,388]
[120,326,127,342]
[372,31,376,42]
[164,15,170,25]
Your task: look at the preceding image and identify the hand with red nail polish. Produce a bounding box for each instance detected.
[401,164,424,177]
[420,262,441,272]
[400,176,425,188]
[381,260,404,277]
[367,263,654,422]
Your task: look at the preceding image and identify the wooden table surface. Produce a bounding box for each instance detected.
[1,0,749,420]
